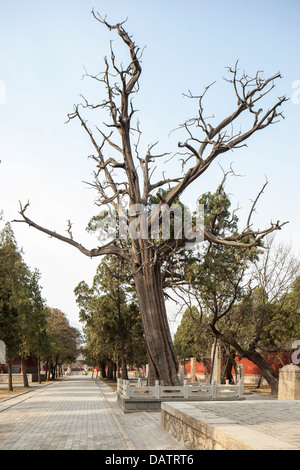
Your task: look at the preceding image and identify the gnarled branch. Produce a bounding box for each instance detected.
[12,202,130,262]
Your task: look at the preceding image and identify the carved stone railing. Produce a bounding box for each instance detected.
[0,373,37,383]
[117,378,244,400]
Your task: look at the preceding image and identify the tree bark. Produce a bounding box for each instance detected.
[117,300,128,380]
[49,360,55,380]
[244,349,279,395]
[21,356,29,388]
[107,360,114,380]
[134,260,180,386]
[100,361,106,378]
[53,358,58,379]
[38,355,41,384]
[45,359,49,381]
[7,359,13,392]
[120,352,128,380]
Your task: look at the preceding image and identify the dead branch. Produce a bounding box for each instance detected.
[12,202,130,262]
[246,178,269,229]
[15,15,288,268]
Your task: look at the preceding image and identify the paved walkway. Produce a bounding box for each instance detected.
[1,376,300,451]
[0,376,183,450]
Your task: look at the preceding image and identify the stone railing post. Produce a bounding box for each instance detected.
[179,365,185,384]
[183,380,189,398]
[278,364,300,400]
[212,379,217,399]
[237,364,244,394]
[155,380,160,398]
[211,341,222,383]
[125,380,131,399]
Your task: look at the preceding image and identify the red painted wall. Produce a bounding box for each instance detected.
[180,351,292,376]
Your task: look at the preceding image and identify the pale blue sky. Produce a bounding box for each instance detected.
[0,0,299,332]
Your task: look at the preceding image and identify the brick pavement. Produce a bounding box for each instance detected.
[0,376,183,450]
[1,376,300,451]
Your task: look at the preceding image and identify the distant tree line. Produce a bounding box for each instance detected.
[75,255,147,381]
[0,220,82,391]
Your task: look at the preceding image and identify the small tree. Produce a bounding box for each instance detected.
[174,306,212,363]
[15,268,47,387]
[75,256,146,379]
[172,184,257,381]
[215,236,300,393]
[179,236,300,394]
[0,223,26,390]
[45,308,81,379]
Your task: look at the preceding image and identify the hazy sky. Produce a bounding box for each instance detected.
[0,0,299,333]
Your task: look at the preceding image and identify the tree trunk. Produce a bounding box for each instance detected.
[221,348,236,384]
[45,359,49,381]
[107,360,114,380]
[221,356,233,384]
[118,330,128,380]
[256,374,263,389]
[21,356,29,388]
[38,356,41,384]
[120,353,128,380]
[49,360,55,380]
[7,359,13,392]
[133,260,180,386]
[100,361,106,378]
[245,348,279,395]
[211,326,279,394]
[53,358,58,379]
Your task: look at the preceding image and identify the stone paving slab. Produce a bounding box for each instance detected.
[0,376,183,450]
[161,400,300,450]
[2,376,300,451]
[93,378,184,450]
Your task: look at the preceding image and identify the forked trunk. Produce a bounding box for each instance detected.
[134,261,180,386]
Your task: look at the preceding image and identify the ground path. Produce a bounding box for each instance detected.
[0,376,183,450]
[2,375,300,451]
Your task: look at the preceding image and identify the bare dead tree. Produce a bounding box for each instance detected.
[13,12,288,385]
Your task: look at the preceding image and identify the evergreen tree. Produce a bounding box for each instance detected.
[0,223,25,390]
[75,256,147,379]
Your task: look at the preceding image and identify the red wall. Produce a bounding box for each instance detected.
[181,351,292,376]
[12,356,38,367]
[235,351,292,374]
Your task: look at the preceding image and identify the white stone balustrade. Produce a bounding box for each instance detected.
[117,378,244,400]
